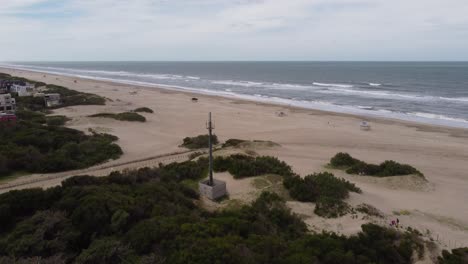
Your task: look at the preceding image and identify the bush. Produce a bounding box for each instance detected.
[46,115,69,126]
[0,121,122,177]
[181,134,219,149]
[213,155,294,179]
[283,172,361,218]
[15,110,46,124]
[222,139,247,148]
[330,152,359,168]
[284,172,361,202]
[89,112,146,122]
[133,107,154,113]
[330,153,424,177]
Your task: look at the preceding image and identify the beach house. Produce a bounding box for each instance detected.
[11,82,36,97]
[0,93,16,114]
[44,93,61,107]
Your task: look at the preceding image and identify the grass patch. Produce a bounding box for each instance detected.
[252,178,271,189]
[89,112,146,122]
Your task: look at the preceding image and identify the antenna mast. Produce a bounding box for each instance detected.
[206,112,215,186]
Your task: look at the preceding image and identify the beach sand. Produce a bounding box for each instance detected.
[1,67,467,251]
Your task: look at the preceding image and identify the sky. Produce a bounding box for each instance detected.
[0,0,468,61]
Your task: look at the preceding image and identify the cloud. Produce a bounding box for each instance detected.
[0,0,467,61]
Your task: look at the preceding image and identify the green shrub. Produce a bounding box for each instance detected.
[0,121,122,177]
[15,110,46,124]
[283,172,361,218]
[213,155,294,179]
[330,153,424,177]
[330,152,359,168]
[181,134,219,149]
[46,115,69,126]
[89,112,146,122]
[284,172,361,203]
[133,107,154,113]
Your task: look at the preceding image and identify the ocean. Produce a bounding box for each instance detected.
[2,61,468,128]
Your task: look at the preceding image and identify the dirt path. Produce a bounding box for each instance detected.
[0,149,205,193]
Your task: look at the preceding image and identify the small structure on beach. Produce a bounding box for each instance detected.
[0,94,16,114]
[199,112,227,200]
[44,93,61,107]
[360,121,371,131]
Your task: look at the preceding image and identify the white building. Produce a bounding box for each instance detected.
[11,83,36,97]
[0,93,16,113]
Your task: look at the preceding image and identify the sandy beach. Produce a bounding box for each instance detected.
[1,67,467,251]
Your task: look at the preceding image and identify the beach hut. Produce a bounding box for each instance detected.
[360,121,371,130]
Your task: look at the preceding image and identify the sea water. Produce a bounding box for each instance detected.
[2,61,468,128]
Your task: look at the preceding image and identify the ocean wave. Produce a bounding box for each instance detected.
[212,80,264,87]
[368,83,382,87]
[312,82,354,88]
[408,112,468,123]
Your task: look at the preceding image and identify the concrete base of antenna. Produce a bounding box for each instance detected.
[199,179,227,200]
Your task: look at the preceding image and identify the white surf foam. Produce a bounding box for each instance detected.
[313,82,354,88]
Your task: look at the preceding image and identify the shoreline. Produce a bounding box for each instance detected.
[2,65,468,130]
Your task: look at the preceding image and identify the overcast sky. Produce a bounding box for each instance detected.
[1,0,467,61]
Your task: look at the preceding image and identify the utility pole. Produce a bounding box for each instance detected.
[207,112,214,186]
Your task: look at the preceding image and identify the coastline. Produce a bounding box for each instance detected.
[2,66,468,134]
[0,64,468,130]
[1,66,468,249]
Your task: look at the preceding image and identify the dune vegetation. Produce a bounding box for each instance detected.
[0,120,122,177]
[181,134,219,149]
[0,158,433,264]
[329,152,424,177]
[133,107,154,113]
[89,112,146,122]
